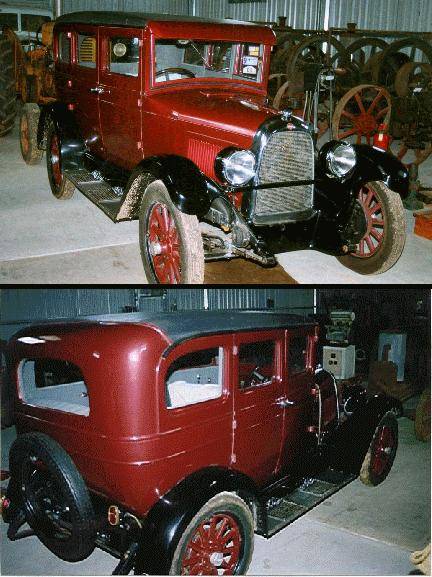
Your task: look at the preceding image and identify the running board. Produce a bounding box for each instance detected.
[257,469,356,538]
[64,169,123,222]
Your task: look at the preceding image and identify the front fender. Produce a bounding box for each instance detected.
[134,466,257,575]
[124,155,221,219]
[350,144,409,197]
[326,392,400,474]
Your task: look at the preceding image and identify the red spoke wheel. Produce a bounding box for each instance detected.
[46,123,75,200]
[332,84,391,145]
[360,412,398,486]
[147,202,181,284]
[19,103,43,165]
[170,493,254,576]
[337,181,406,275]
[139,179,204,284]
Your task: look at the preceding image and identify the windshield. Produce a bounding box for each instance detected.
[154,39,264,85]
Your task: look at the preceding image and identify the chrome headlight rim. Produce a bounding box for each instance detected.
[325,141,357,179]
[215,148,257,187]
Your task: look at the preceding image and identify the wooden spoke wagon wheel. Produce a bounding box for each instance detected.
[332,84,391,145]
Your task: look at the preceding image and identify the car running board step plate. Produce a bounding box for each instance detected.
[258,469,356,538]
[65,169,122,221]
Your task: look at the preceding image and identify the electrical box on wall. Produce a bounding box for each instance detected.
[323,345,356,380]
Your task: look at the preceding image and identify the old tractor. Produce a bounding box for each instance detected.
[0,21,55,163]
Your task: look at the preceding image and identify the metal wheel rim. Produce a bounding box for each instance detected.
[353,184,385,258]
[181,513,242,575]
[371,425,395,476]
[146,202,181,284]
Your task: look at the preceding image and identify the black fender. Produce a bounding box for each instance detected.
[134,466,258,575]
[124,156,222,219]
[325,392,400,474]
[37,102,85,171]
[350,144,409,197]
[318,141,409,199]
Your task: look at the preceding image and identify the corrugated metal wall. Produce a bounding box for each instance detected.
[0,289,135,340]
[193,0,323,27]
[0,288,314,339]
[328,0,432,32]
[61,0,190,16]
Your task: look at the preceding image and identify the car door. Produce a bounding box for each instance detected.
[68,25,103,156]
[232,330,285,485]
[98,27,143,169]
[277,329,316,472]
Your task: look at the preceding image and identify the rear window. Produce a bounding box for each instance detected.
[58,32,71,63]
[19,358,89,416]
[0,12,18,30]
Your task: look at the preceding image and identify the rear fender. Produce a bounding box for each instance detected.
[118,156,221,220]
[134,466,257,575]
[326,393,400,473]
[37,102,85,171]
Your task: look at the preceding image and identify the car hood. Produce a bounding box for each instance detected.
[152,88,278,141]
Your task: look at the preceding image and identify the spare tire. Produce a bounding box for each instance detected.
[9,432,96,561]
[0,33,17,137]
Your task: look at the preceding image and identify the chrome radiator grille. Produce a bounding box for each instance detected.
[253,130,314,224]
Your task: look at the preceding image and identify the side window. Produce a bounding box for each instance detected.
[288,335,308,374]
[19,358,89,416]
[166,347,223,409]
[239,340,275,389]
[78,33,96,68]
[109,36,139,77]
[58,32,71,64]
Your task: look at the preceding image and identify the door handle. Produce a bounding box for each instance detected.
[89,86,104,94]
[276,398,296,408]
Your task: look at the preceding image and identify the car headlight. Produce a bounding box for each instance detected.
[326,142,356,178]
[215,149,256,186]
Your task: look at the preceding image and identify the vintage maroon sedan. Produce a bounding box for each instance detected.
[2,311,399,574]
[31,11,409,283]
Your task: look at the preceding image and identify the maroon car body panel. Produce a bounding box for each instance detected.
[8,315,318,516]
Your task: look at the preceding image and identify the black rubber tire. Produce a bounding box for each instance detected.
[0,33,17,137]
[9,432,96,561]
[359,412,398,487]
[20,103,44,165]
[169,492,254,575]
[46,122,75,199]
[338,181,406,275]
[139,179,204,284]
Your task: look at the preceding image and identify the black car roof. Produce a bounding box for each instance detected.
[55,11,259,29]
[13,311,316,351]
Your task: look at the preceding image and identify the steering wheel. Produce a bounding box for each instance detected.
[243,366,267,389]
[155,67,196,82]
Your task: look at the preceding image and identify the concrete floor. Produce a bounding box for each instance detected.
[0,123,431,284]
[1,416,429,575]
